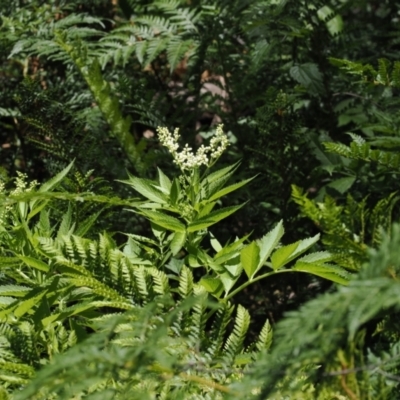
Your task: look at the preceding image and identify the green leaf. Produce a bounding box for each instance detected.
[257,221,285,272]
[205,161,241,185]
[0,285,31,297]
[187,204,244,232]
[197,201,217,218]
[30,161,74,208]
[170,178,181,206]
[138,210,186,232]
[293,262,349,285]
[157,168,172,193]
[200,277,224,298]
[209,177,256,202]
[210,232,222,252]
[121,175,167,203]
[18,256,50,272]
[327,176,356,194]
[38,161,74,193]
[220,272,239,294]
[290,63,324,94]
[270,242,299,270]
[241,241,260,279]
[202,162,241,200]
[271,234,320,270]
[298,251,333,263]
[14,289,48,318]
[170,231,186,255]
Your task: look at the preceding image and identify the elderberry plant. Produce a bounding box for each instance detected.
[122,125,349,301]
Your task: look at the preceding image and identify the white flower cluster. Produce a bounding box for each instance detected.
[156,125,229,170]
[0,172,37,227]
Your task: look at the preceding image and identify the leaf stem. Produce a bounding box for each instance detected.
[223,269,293,302]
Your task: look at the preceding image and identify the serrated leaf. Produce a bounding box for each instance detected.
[220,273,239,294]
[293,262,349,285]
[38,161,74,194]
[205,161,241,185]
[290,234,320,261]
[139,210,186,232]
[170,231,186,255]
[256,319,273,352]
[257,220,285,272]
[271,242,299,270]
[187,204,244,232]
[167,38,194,72]
[157,168,172,192]
[241,241,260,279]
[14,289,48,318]
[298,251,333,263]
[30,161,74,208]
[0,285,31,297]
[209,176,256,202]
[203,163,241,199]
[18,256,49,272]
[121,175,167,203]
[200,277,224,298]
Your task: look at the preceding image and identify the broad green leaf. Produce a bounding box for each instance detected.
[138,210,186,232]
[293,262,350,285]
[75,210,103,236]
[157,168,172,193]
[241,241,260,279]
[298,251,333,263]
[220,272,240,294]
[224,261,242,277]
[14,289,48,318]
[38,161,74,194]
[271,234,320,270]
[209,177,256,202]
[187,204,244,232]
[27,199,49,221]
[289,234,320,262]
[270,242,299,270]
[29,161,73,208]
[200,277,224,298]
[165,257,184,274]
[197,201,217,218]
[121,175,167,203]
[205,161,241,185]
[257,220,285,272]
[170,231,186,256]
[290,63,324,94]
[18,256,50,272]
[170,178,181,206]
[327,176,356,194]
[214,235,250,263]
[210,232,222,252]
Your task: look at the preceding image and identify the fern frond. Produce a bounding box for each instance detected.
[206,302,234,359]
[324,140,400,170]
[223,305,250,363]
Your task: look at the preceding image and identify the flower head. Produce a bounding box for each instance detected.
[157,125,229,171]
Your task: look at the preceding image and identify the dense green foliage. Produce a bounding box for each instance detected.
[1,0,400,398]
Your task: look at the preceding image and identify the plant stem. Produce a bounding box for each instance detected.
[223,269,293,302]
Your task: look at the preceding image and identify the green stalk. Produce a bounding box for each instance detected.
[55,35,145,175]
